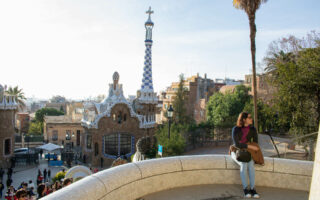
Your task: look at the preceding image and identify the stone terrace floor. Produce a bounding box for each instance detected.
[142,184,309,200]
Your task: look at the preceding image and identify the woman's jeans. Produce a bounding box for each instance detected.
[231,151,255,189]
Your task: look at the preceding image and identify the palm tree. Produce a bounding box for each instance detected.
[5,86,26,111]
[233,0,267,130]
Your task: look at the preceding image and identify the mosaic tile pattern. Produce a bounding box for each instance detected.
[141,43,154,91]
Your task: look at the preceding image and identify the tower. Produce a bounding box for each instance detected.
[0,84,18,167]
[136,7,158,128]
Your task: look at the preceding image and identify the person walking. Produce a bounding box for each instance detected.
[6,177,12,188]
[0,168,4,182]
[47,169,51,181]
[43,169,47,182]
[230,112,260,198]
[0,180,4,199]
[7,167,13,179]
[37,173,43,186]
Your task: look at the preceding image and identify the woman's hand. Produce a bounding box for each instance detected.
[247,144,259,151]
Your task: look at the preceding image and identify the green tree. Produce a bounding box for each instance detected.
[28,121,42,135]
[34,108,65,133]
[206,85,251,127]
[233,0,268,131]
[264,32,320,139]
[156,123,186,157]
[60,105,64,112]
[5,86,26,111]
[172,74,189,124]
[35,108,65,123]
[243,99,278,133]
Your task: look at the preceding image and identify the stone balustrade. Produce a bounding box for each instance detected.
[0,95,18,110]
[42,155,313,200]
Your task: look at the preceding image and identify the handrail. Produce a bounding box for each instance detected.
[292,132,318,140]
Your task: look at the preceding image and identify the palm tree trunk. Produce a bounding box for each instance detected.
[249,13,259,132]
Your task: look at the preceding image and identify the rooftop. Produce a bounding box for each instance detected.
[44,115,81,124]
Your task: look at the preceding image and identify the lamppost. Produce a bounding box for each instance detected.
[26,135,33,164]
[65,132,74,167]
[167,105,174,139]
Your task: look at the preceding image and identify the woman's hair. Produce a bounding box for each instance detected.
[37,183,46,197]
[236,112,249,127]
[15,189,27,199]
[63,178,72,187]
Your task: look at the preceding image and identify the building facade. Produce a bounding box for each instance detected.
[159,73,215,124]
[81,7,158,167]
[0,84,18,167]
[44,102,84,152]
[245,73,276,104]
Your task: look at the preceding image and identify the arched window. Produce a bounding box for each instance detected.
[123,114,127,121]
[118,112,122,124]
[4,139,11,155]
[104,133,133,157]
[95,143,99,156]
[86,135,92,149]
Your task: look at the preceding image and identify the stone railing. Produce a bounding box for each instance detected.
[42,155,313,200]
[0,95,18,110]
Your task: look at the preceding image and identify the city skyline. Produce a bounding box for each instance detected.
[1,0,319,99]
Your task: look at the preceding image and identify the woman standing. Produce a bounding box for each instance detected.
[231,112,260,198]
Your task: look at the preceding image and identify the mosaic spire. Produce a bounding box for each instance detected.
[141,7,154,93]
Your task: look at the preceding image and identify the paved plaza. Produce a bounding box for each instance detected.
[1,157,65,199]
[142,184,309,200]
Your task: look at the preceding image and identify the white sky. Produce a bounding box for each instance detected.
[0,0,319,100]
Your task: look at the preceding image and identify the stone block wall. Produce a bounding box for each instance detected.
[309,125,320,200]
[42,155,313,200]
[0,110,16,167]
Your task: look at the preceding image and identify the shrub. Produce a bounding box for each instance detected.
[52,170,66,183]
[156,123,186,157]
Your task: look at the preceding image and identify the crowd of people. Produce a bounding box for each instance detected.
[0,167,73,200]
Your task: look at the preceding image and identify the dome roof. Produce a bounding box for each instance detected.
[113,71,119,81]
[145,19,154,26]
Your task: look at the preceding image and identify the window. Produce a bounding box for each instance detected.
[123,114,127,121]
[76,130,81,146]
[66,130,71,140]
[86,135,92,149]
[120,134,131,155]
[118,112,122,124]
[104,133,132,157]
[95,143,99,156]
[4,139,11,155]
[113,114,116,121]
[52,130,58,141]
[104,134,118,155]
[75,108,84,114]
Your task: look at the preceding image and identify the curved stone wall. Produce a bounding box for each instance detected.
[42,155,313,200]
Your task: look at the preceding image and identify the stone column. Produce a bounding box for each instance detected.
[309,124,320,200]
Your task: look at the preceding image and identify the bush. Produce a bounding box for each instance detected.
[52,170,66,183]
[156,123,186,157]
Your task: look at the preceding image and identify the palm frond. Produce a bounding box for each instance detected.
[233,0,241,8]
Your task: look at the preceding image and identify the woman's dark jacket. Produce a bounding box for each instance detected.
[232,126,258,149]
